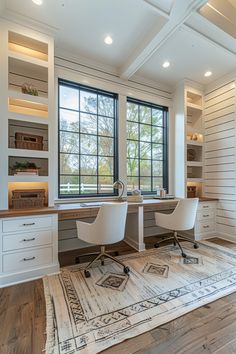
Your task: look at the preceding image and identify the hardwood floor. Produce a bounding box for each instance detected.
[1,237,236,354]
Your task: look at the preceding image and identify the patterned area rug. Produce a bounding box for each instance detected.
[44,241,236,354]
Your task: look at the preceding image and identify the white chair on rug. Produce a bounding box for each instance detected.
[76,202,129,278]
[154,198,199,258]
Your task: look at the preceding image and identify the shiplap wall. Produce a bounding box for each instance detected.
[204,79,236,239]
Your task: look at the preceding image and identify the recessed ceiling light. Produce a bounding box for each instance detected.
[162,61,170,68]
[104,36,113,45]
[32,0,43,5]
[204,71,212,77]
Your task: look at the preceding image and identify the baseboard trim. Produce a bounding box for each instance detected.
[216,232,236,244]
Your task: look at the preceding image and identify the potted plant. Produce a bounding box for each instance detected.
[12,162,40,175]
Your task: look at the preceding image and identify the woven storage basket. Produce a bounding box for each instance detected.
[12,189,45,209]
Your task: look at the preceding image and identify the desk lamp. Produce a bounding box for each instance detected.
[113,180,125,201]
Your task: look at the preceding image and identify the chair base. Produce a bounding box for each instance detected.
[75,250,119,264]
[154,231,199,258]
[76,246,130,278]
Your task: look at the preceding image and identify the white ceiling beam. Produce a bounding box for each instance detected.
[142,0,170,19]
[120,0,208,80]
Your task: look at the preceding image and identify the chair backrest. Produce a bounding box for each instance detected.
[170,198,199,231]
[89,202,128,244]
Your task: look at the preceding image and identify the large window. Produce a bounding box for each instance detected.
[58,79,118,197]
[127,98,168,194]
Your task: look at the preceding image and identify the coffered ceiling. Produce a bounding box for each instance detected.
[1,0,236,89]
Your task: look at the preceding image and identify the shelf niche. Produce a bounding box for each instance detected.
[9,119,48,151]
[8,181,48,209]
[187,144,203,163]
[8,57,48,98]
[8,156,48,176]
[187,166,203,179]
[8,31,48,62]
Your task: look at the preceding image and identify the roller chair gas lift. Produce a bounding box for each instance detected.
[76,202,130,278]
[154,198,199,258]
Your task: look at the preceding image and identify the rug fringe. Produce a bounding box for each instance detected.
[43,276,56,354]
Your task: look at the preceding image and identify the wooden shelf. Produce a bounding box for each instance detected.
[8,91,48,118]
[8,176,49,183]
[8,50,48,68]
[187,178,204,182]
[187,103,203,112]
[8,148,49,158]
[187,161,203,167]
[186,140,203,146]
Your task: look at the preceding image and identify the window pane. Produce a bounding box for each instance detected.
[153,160,163,176]
[127,158,138,176]
[127,140,139,159]
[59,80,117,197]
[60,109,79,132]
[98,176,114,194]
[80,176,97,194]
[140,106,151,124]
[140,160,151,176]
[153,177,163,189]
[60,86,79,110]
[98,95,114,117]
[80,134,97,155]
[127,102,138,122]
[140,177,151,191]
[60,175,79,195]
[98,116,114,137]
[127,121,139,140]
[152,144,163,160]
[98,156,113,175]
[140,124,151,142]
[127,177,139,191]
[80,155,97,175]
[60,132,79,153]
[60,154,79,175]
[98,137,114,156]
[140,142,151,159]
[152,109,163,126]
[80,90,97,114]
[80,113,97,135]
[152,127,163,143]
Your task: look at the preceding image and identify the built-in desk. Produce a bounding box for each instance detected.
[0,197,218,287]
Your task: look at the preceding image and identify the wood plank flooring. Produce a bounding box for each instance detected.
[1,237,236,354]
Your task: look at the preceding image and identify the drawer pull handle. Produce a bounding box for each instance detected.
[203,206,209,208]
[22,223,35,226]
[203,225,209,228]
[23,256,36,261]
[23,238,36,242]
[203,214,209,217]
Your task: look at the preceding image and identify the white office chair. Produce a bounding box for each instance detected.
[76,202,129,278]
[154,198,199,258]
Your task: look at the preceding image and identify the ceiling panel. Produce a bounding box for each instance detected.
[136,26,236,86]
[5,0,166,67]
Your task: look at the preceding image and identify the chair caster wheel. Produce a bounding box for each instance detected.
[114,251,119,256]
[84,270,91,278]
[173,242,176,246]
[101,260,104,266]
[182,253,187,258]
[124,266,130,274]
[154,243,160,248]
[194,244,199,249]
[75,257,80,264]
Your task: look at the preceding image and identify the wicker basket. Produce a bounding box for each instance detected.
[12,189,46,209]
[15,132,43,150]
[187,186,196,198]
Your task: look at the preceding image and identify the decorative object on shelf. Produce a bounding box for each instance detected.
[187,186,197,198]
[192,133,198,141]
[160,188,166,198]
[15,132,44,150]
[12,189,46,209]
[187,148,196,161]
[21,83,38,96]
[12,161,40,175]
[127,188,143,202]
[113,180,125,200]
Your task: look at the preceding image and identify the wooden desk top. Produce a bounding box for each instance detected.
[0,197,218,219]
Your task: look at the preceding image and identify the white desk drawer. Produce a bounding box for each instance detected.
[2,216,52,233]
[3,230,52,252]
[2,247,53,273]
[196,220,215,234]
[197,210,214,221]
[198,202,215,211]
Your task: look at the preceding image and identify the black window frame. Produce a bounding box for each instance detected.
[58,78,119,198]
[126,97,168,195]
